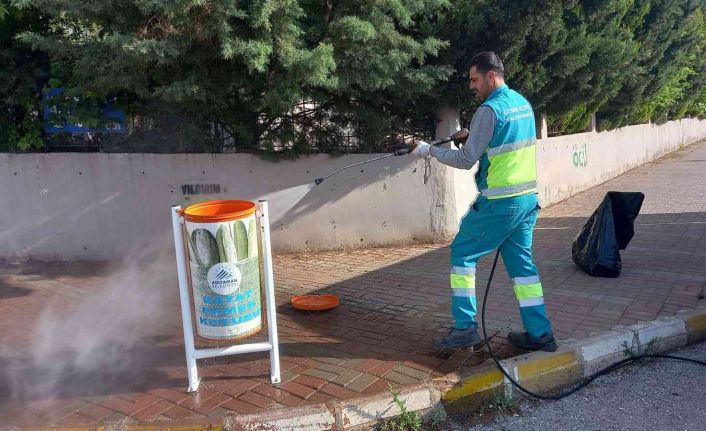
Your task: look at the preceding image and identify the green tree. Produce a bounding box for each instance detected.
[434,0,706,134]
[5,0,706,152]
[598,0,704,129]
[546,0,644,132]
[434,1,611,131]
[15,0,451,153]
[0,1,49,151]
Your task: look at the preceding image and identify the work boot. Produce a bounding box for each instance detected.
[508,330,558,352]
[433,327,482,351]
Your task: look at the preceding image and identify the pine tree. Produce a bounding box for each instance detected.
[15,0,451,153]
[5,0,706,151]
[0,2,49,150]
[598,0,704,128]
[433,1,600,129]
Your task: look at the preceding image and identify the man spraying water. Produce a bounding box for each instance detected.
[414,51,557,352]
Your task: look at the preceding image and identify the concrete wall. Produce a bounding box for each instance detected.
[1,117,705,261]
[536,117,706,206]
[0,152,471,260]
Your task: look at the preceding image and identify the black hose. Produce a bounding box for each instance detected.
[480,249,706,400]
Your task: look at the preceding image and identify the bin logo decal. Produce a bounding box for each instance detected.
[207,263,242,295]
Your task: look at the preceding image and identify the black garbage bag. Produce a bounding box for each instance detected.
[571,191,645,277]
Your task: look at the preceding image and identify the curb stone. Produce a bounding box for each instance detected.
[13,308,706,431]
[15,424,223,431]
[337,384,436,430]
[431,308,704,422]
[436,362,504,413]
[677,308,706,344]
[570,328,638,376]
[629,316,687,354]
[229,404,335,431]
[499,346,581,395]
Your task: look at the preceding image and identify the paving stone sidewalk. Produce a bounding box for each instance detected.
[0,141,704,427]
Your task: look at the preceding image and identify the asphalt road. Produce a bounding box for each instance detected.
[449,341,706,431]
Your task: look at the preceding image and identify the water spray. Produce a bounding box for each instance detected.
[314,128,469,186]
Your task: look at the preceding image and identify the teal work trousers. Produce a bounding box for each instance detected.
[449,193,553,338]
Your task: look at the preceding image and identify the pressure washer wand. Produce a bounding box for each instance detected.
[313,154,397,185]
[314,128,469,185]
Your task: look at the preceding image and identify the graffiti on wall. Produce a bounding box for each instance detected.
[572,143,588,167]
[179,182,225,202]
[181,183,222,195]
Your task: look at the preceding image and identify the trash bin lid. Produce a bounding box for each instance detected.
[291,294,340,311]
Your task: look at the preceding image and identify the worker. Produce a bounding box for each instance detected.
[413,51,557,352]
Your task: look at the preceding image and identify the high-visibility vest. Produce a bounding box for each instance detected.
[476,84,537,200]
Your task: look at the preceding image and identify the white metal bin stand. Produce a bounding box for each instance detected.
[170,200,281,392]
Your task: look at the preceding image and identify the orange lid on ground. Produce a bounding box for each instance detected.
[183,200,256,223]
[291,294,340,311]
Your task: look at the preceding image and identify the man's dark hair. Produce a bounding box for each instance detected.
[469,51,504,77]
